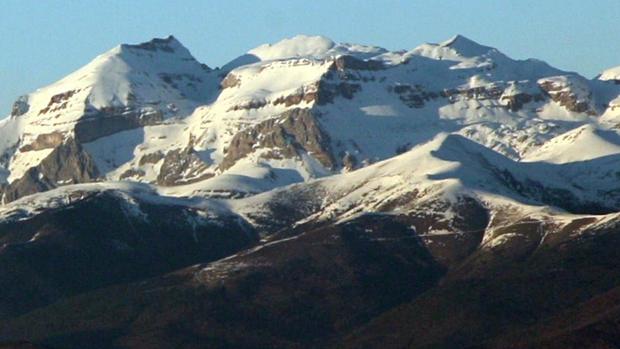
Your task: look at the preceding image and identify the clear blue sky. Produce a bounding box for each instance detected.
[1,0,619,116]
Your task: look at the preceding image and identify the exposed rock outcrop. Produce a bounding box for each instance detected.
[138,151,165,166]
[314,81,362,105]
[157,138,211,186]
[342,152,358,171]
[220,72,241,89]
[10,96,29,117]
[3,139,99,202]
[272,84,320,107]
[501,92,536,111]
[19,132,65,152]
[390,82,545,110]
[221,108,334,170]
[538,77,597,115]
[331,55,385,71]
[119,168,146,180]
[392,84,440,108]
[38,90,79,115]
[74,107,163,143]
[227,99,268,111]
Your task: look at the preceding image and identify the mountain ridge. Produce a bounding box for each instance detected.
[2,33,620,206]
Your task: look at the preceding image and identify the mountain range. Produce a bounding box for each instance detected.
[2,34,620,348]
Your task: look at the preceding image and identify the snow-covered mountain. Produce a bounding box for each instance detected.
[4,34,620,348]
[3,33,620,204]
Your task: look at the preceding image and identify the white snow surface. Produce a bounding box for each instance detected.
[247,34,387,61]
[599,66,620,81]
[3,33,620,223]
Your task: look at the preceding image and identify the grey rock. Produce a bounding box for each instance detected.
[74,107,163,143]
[157,139,211,186]
[19,132,65,152]
[138,151,165,166]
[3,138,99,202]
[221,108,334,171]
[10,96,29,117]
[331,55,385,71]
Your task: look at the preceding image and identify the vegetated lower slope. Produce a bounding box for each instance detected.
[4,190,620,348]
[3,34,620,348]
[0,184,256,320]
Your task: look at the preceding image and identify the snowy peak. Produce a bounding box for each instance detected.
[0,35,220,188]
[440,34,495,57]
[116,35,212,76]
[246,34,387,61]
[79,36,214,107]
[119,35,189,55]
[245,34,506,67]
[36,35,213,108]
[248,35,336,60]
[13,35,216,126]
[410,34,499,62]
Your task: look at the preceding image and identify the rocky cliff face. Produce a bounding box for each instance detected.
[538,76,598,115]
[157,145,211,186]
[221,108,334,170]
[3,139,99,202]
[74,107,164,144]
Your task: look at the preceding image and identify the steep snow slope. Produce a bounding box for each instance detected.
[2,36,218,185]
[179,33,601,198]
[3,34,620,203]
[192,33,601,182]
[16,35,215,120]
[525,124,620,163]
[232,132,620,226]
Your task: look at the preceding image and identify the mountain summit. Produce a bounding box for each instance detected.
[440,34,496,56]
[247,34,387,61]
